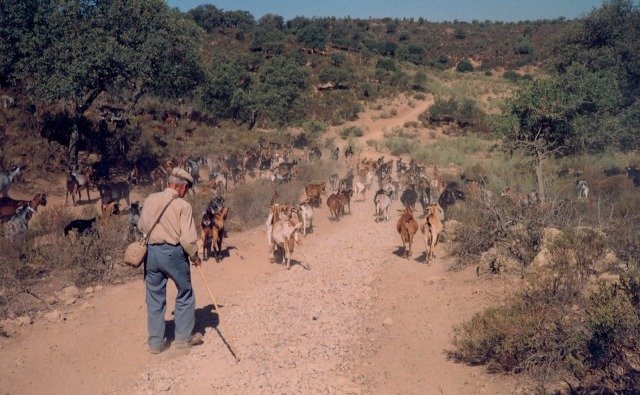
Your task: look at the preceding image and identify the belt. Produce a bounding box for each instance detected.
[148,243,180,247]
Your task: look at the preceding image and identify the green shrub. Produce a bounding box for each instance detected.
[384,136,415,156]
[340,126,364,139]
[378,108,398,119]
[334,101,363,123]
[305,120,327,138]
[451,229,640,390]
[503,70,520,82]
[456,59,474,73]
[422,96,485,128]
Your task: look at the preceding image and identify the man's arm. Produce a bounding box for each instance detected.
[179,203,199,258]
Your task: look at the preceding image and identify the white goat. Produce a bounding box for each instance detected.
[0,166,22,197]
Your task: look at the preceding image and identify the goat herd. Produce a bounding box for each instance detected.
[2,143,640,270]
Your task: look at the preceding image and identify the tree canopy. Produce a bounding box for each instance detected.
[18,0,203,113]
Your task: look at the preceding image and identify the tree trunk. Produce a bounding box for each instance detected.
[69,89,102,171]
[68,117,80,172]
[248,109,258,130]
[535,150,546,204]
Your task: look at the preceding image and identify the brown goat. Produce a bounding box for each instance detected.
[0,193,47,223]
[396,206,419,259]
[421,203,444,262]
[304,182,326,207]
[65,169,93,205]
[326,194,345,221]
[202,206,229,262]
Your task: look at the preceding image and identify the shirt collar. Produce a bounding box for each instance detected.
[163,188,179,197]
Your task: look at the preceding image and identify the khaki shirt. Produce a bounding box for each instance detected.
[138,188,198,258]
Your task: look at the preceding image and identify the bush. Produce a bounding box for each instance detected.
[454,28,466,39]
[340,126,364,139]
[378,108,398,119]
[456,60,474,73]
[422,97,485,128]
[334,101,363,123]
[451,229,640,391]
[384,136,414,156]
[1,206,140,318]
[503,70,520,82]
[304,120,327,138]
[514,38,534,55]
[222,180,301,232]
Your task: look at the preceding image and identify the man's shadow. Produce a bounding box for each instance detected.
[166,304,219,342]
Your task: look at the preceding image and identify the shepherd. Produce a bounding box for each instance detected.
[138,168,203,354]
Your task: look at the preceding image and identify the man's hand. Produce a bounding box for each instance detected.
[190,254,202,267]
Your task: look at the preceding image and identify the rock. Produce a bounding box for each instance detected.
[44,310,64,323]
[597,272,621,285]
[64,297,77,306]
[84,287,94,295]
[80,302,94,310]
[442,219,461,241]
[15,315,32,326]
[382,317,393,326]
[530,228,563,269]
[95,285,103,292]
[45,296,57,305]
[477,246,520,275]
[61,286,80,300]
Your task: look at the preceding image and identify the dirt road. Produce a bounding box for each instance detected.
[0,97,522,394]
[0,190,521,394]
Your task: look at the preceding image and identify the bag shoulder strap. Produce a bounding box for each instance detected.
[143,196,177,245]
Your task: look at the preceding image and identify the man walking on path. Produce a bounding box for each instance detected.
[138,168,203,353]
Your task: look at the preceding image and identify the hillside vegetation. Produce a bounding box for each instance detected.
[1,0,640,393]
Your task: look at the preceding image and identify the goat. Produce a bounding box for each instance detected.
[421,203,444,262]
[374,189,393,221]
[209,171,227,196]
[268,204,304,269]
[439,183,466,212]
[400,185,418,209]
[201,211,215,261]
[64,201,120,237]
[304,182,326,208]
[329,173,340,191]
[206,196,225,215]
[64,218,98,236]
[340,189,354,214]
[125,201,143,241]
[354,180,369,201]
[576,180,589,199]
[4,205,35,239]
[396,206,419,259]
[500,186,537,205]
[98,181,131,212]
[297,200,314,236]
[150,166,169,191]
[626,166,640,187]
[327,193,346,221]
[202,206,229,261]
[65,168,93,205]
[0,193,47,223]
[0,166,23,197]
[185,159,201,184]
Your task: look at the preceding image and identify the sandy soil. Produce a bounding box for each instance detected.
[0,98,526,394]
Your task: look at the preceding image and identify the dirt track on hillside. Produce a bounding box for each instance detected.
[0,97,525,394]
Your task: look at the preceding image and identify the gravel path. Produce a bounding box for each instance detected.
[134,198,392,394]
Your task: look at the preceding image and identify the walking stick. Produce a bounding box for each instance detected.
[196,265,240,361]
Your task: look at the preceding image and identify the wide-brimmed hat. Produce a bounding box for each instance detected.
[171,168,194,186]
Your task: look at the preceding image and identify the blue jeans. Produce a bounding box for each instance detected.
[145,244,195,349]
